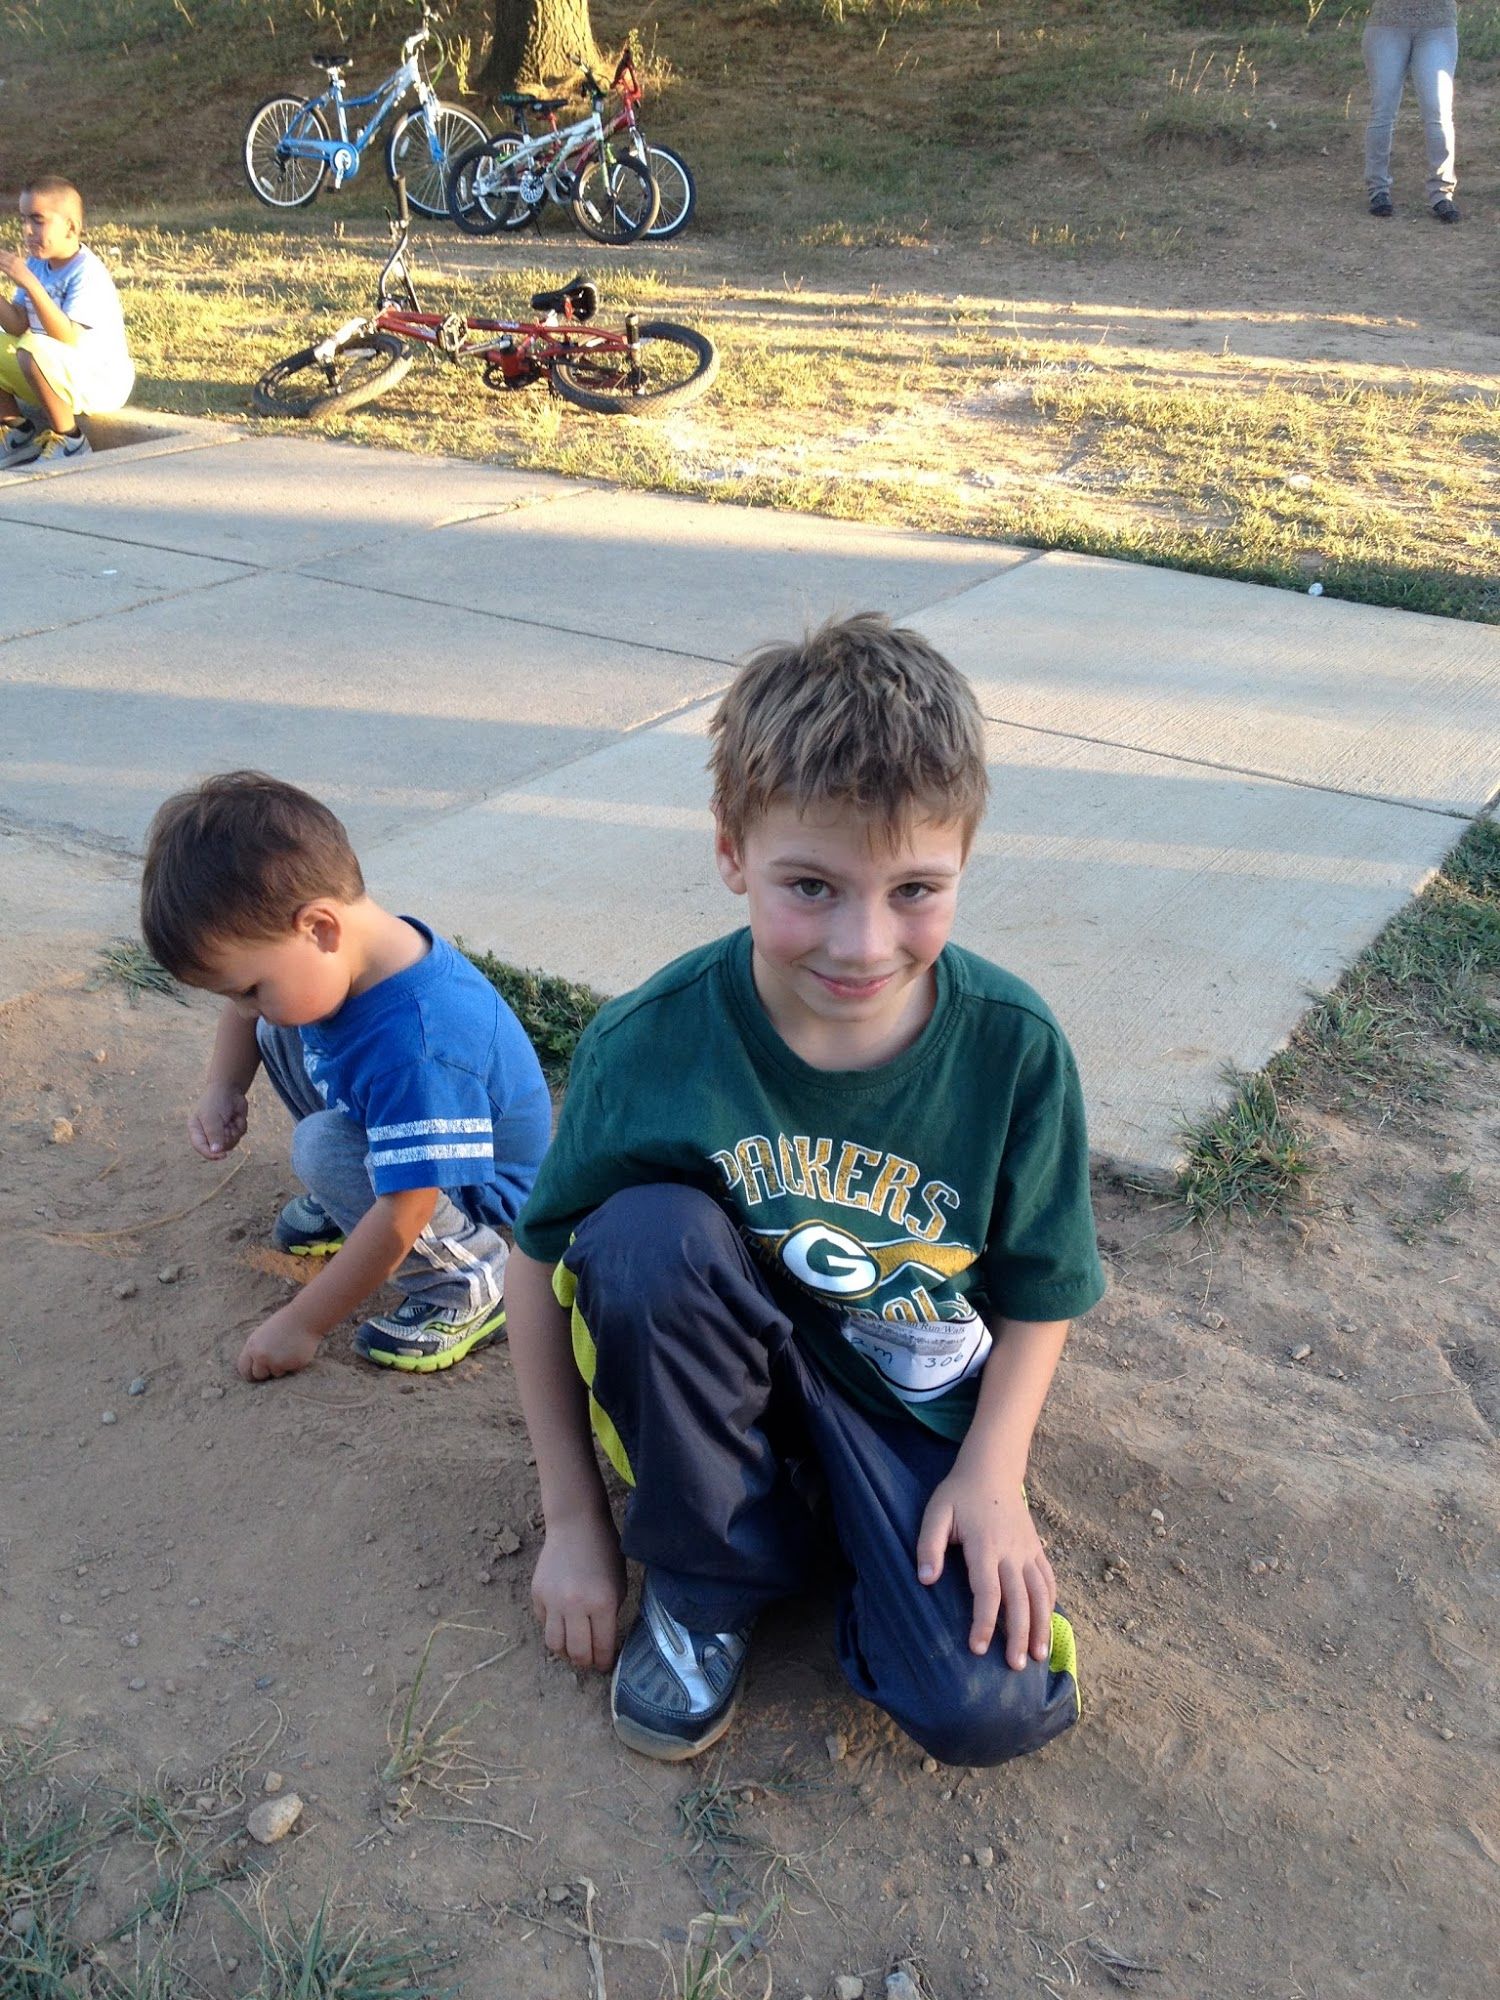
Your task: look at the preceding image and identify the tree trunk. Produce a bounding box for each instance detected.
[478,0,603,97]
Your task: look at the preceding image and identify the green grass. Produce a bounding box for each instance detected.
[90,937,186,1006]
[1178,817,1500,1223]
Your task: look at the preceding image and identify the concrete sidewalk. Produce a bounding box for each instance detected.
[3,415,1497,1172]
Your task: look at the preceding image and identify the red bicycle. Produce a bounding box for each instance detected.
[251,178,717,421]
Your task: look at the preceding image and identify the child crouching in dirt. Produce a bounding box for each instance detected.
[0,176,134,471]
[506,613,1106,1767]
[141,772,552,1383]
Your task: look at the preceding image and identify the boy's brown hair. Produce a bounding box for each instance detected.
[709,611,989,853]
[22,175,83,224]
[141,771,364,980]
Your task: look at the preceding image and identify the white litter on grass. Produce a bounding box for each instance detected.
[1308,582,1325,597]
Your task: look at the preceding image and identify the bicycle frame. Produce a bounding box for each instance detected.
[479,56,645,211]
[342,182,638,388]
[277,26,437,186]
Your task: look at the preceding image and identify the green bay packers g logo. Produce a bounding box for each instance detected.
[779,1221,879,1298]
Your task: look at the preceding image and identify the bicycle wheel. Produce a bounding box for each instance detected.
[243,96,329,210]
[387,102,488,218]
[571,149,658,246]
[642,143,696,241]
[550,322,718,415]
[446,134,528,236]
[252,331,413,421]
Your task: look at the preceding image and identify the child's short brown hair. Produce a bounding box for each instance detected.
[141,771,364,980]
[709,611,989,853]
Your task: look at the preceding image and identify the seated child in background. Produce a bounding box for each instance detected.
[506,612,1106,1767]
[141,772,552,1383]
[0,176,134,470]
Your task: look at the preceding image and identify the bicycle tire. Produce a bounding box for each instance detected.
[243,95,329,210]
[386,102,488,218]
[641,143,696,241]
[549,321,718,415]
[252,331,413,421]
[446,133,528,236]
[570,150,658,246]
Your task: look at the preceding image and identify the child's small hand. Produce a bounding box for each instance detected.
[0,250,30,285]
[237,1307,322,1382]
[916,1473,1056,1670]
[531,1512,626,1673]
[190,1084,248,1161]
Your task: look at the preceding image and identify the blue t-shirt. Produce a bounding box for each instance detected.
[299,923,551,1231]
[17,246,131,366]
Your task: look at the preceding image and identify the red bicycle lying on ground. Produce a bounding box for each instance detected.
[251,178,717,421]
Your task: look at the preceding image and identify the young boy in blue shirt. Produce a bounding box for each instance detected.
[0,176,134,470]
[141,772,551,1382]
[507,613,1106,1767]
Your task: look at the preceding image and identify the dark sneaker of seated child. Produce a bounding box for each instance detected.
[141,772,551,1382]
[0,176,134,469]
[505,613,1106,1767]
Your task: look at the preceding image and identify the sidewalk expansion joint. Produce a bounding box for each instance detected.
[0,570,254,654]
[981,712,1481,822]
[298,570,739,671]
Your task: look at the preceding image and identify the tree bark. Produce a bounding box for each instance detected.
[478,0,603,97]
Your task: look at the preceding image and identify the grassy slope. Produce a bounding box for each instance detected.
[1,1,1497,620]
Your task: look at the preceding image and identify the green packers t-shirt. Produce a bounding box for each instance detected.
[514,929,1105,1440]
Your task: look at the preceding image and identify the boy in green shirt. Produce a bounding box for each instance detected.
[508,613,1105,1763]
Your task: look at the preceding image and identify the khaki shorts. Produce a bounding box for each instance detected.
[0,328,134,416]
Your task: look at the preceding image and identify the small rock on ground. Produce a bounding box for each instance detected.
[885,1974,922,2000]
[247,1794,303,1844]
[114,1281,139,1300]
[833,1978,865,2000]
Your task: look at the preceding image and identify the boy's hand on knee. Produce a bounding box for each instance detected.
[917,1477,1056,1671]
[531,1514,625,1674]
[237,1307,323,1382]
[190,1084,249,1161]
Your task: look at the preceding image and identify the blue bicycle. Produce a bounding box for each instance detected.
[242,4,485,219]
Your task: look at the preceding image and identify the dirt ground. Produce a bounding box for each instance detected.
[1,922,1496,2000]
[3,110,1499,1994]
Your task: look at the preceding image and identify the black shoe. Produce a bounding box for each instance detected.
[1432,198,1459,223]
[1368,191,1393,218]
[272,1192,345,1256]
[610,1575,753,1761]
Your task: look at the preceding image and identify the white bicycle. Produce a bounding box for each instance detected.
[446,55,660,246]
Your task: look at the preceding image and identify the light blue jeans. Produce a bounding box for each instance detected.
[1363,23,1458,205]
[256,1020,509,1319]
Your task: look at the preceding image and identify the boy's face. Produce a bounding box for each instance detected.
[19,189,81,265]
[716,798,967,1065]
[188,911,352,1029]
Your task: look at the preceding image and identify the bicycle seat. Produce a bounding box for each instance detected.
[312,47,351,68]
[531,277,598,323]
[497,92,569,114]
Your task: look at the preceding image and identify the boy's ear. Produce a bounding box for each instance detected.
[713,821,748,896]
[294,901,343,953]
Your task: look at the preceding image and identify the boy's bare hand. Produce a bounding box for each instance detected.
[190,1084,248,1160]
[531,1513,625,1673]
[916,1473,1056,1670]
[0,251,31,285]
[237,1307,322,1382]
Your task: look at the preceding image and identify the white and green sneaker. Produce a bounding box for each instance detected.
[271,1193,345,1257]
[354,1295,506,1373]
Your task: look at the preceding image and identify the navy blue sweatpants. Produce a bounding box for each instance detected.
[561,1184,1079,1767]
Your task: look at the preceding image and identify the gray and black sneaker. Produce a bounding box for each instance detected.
[272,1193,345,1257]
[610,1575,753,1761]
[354,1295,505,1373]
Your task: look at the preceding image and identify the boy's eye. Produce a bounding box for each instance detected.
[789,877,830,899]
[894,882,933,902]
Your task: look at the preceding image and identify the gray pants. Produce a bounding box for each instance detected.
[256,1021,509,1318]
[1363,22,1458,205]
